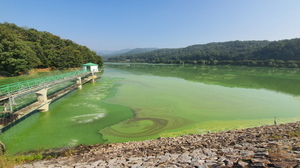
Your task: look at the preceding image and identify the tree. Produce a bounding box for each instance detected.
[0,22,104,75]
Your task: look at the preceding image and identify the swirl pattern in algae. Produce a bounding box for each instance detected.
[100,116,193,141]
[101,64,300,143]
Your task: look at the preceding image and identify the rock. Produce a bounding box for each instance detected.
[197,165,209,168]
[142,162,155,167]
[251,157,270,164]
[0,141,5,155]
[233,144,243,150]
[115,158,126,164]
[273,162,298,168]
[237,160,249,167]
[217,156,226,162]
[223,159,234,167]
[203,149,216,157]
[89,160,105,167]
[13,121,300,168]
[267,142,278,148]
[169,153,180,161]
[157,154,170,162]
[221,147,235,154]
[292,146,300,151]
[294,164,300,168]
[250,162,266,167]
[191,156,205,164]
[177,153,191,163]
[240,150,255,156]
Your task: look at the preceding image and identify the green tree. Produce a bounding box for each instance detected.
[0,22,103,75]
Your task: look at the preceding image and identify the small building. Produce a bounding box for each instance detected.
[82,63,99,72]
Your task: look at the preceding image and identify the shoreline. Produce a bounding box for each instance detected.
[0,67,82,78]
[15,121,300,167]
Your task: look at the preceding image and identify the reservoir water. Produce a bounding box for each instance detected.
[1,64,300,154]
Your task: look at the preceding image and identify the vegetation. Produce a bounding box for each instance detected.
[0,22,103,76]
[0,144,95,167]
[0,153,43,167]
[107,39,300,68]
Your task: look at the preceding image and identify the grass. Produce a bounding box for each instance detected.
[0,146,81,168]
[270,135,281,139]
[0,153,43,168]
[288,131,299,137]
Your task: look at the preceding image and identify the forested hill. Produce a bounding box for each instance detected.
[0,22,103,76]
[107,39,300,68]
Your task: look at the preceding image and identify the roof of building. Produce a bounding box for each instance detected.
[82,63,98,66]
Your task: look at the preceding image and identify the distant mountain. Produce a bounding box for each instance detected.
[107,40,270,62]
[96,49,132,56]
[120,48,158,56]
[107,39,300,68]
[98,48,158,60]
[95,50,114,55]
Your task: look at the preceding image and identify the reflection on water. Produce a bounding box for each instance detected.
[106,63,300,96]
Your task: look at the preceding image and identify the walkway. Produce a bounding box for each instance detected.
[0,70,89,102]
[0,70,98,133]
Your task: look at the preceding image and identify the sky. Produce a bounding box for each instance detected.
[1,0,300,51]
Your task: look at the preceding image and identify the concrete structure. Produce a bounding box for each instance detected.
[0,70,99,133]
[35,88,49,112]
[76,77,82,89]
[82,63,99,72]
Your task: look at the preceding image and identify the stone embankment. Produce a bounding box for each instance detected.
[16,122,300,168]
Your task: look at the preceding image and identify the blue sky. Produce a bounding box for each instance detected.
[1,0,300,51]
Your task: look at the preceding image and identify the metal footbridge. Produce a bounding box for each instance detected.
[0,69,99,133]
[0,70,89,101]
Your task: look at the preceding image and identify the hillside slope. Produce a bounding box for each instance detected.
[0,22,103,76]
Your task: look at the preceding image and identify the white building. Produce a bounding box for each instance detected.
[82,63,99,72]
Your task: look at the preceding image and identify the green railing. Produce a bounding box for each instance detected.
[0,70,89,96]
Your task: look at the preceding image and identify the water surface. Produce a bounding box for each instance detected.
[1,64,300,153]
[101,64,300,142]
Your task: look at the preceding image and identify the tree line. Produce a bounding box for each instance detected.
[107,39,300,68]
[0,22,103,76]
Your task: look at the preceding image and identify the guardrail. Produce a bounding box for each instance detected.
[0,70,89,96]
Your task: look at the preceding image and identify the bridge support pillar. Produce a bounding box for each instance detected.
[91,72,96,82]
[35,88,49,112]
[77,77,82,89]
